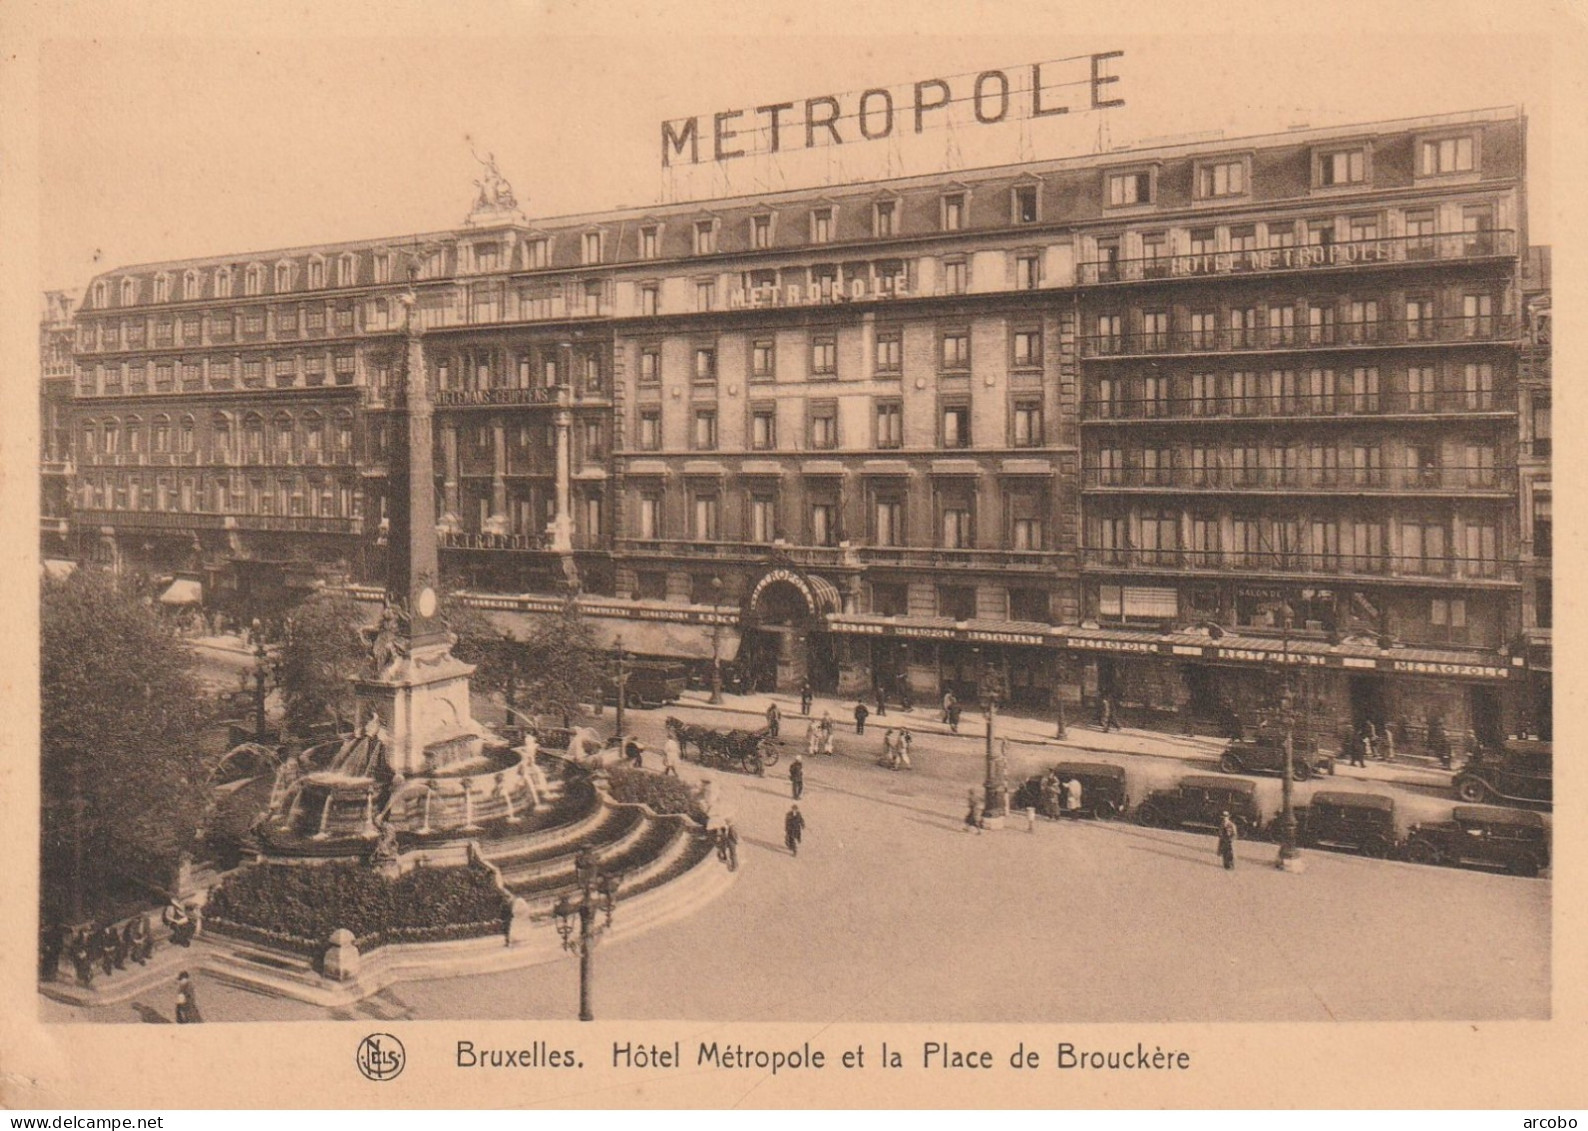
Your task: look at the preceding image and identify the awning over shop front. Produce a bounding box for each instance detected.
[159,578,204,606]
[587,618,742,663]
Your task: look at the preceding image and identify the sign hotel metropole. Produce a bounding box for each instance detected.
[662,51,1125,166]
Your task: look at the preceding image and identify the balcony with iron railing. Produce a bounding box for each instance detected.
[1077,230,1518,286]
[1080,463,1516,495]
[1080,546,1518,584]
[72,508,363,534]
[1082,388,1514,423]
[611,538,1067,572]
[1081,314,1520,359]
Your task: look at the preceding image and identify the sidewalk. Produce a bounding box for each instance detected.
[664,687,1454,789]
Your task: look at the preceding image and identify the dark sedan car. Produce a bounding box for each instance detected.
[1405,805,1550,877]
[1220,732,1335,781]
[1452,740,1552,809]
[1296,791,1399,858]
[1134,774,1263,837]
[1013,762,1129,820]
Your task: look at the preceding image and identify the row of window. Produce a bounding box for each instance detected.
[429,350,605,394]
[92,254,379,310]
[78,410,356,457]
[1084,442,1508,490]
[1088,363,1502,417]
[77,472,360,519]
[1088,512,1502,574]
[634,398,1045,454]
[78,353,358,394]
[629,485,1050,551]
[79,305,359,351]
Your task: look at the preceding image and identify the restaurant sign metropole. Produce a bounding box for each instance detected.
[662,52,1125,167]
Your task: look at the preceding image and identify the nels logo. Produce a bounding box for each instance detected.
[356,1033,406,1081]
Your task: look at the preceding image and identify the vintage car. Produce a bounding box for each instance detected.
[1452,739,1552,808]
[1405,805,1550,877]
[1133,774,1263,837]
[603,660,689,709]
[1219,731,1335,781]
[1012,762,1129,820]
[1295,791,1399,858]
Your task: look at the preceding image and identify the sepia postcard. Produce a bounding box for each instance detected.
[2,0,1586,1112]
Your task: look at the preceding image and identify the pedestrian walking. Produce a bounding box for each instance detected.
[1101,695,1123,732]
[875,685,887,718]
[964,789,985,834]
[784,804,806,856]
[717,819,740,871]
[819,712,835,755]
[854,701,870,735]
[806,722,820,759]
[1381,721,1397,763]
[1041,771,1062,819]
[942,690,957,725]
[765,701,781,736]
[69,930,94,987]
[948,703,962,733]
[98,922,120,975]
[898,729,913,769]
[175,971,204,1023]
[662,732,681,777]
[1217,811,1238,871]
[799,679,813,716]
[625,737,644,769]
[789,753,805,800]
[1364,720,1379,762]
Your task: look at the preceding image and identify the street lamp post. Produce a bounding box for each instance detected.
[1276,604,1303,871]
[709,576,724,705]
[552,847,621,1022]
[612,636,629,743]
[981,653,1008,821]
[253,639,271,744]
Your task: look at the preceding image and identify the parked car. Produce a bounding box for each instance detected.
[1220,731,1335,781]
[1405,805,1550,877]
[1012,762,1129,819]
[1295,791,1399,858]
[604,660,689,708]
[1134,774,1263,837]
[1452,739,1552,808]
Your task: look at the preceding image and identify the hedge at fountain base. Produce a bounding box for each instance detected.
[205,859,509,955]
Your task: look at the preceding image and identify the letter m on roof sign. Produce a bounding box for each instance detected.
[662,118,701,166]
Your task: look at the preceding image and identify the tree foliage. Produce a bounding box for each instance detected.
[278,592,368,738]
[521,596,605,727]
[40,571,215,920]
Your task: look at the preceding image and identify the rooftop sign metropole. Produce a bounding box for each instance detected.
[662,51,1125,167]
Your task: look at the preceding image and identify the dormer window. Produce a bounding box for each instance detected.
[182,270,200,299]
[874,200,897,238]
[244,264,264,296]
[639,226,659,260]
[274,262,294,292]
[522,238,547,269]
[750,214,773,249]
[373,252,394,283]
[92,281,108,308]
[1316,147,1367,187]
[1419,135,1476,176]
[1195,158,1248,200]
[120,277,138,306]
[1106,169,1154,207]
[337,253,357,286]
[307,259,325,289]
[581,231,602,265]
[475,241,501,272]
[942,193,965,232]
[693,219,717,256]
[153,274,172,302]
[810,207,834,244]
[1013,184,1039,224]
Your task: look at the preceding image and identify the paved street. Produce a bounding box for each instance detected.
[48,685,1549,1026]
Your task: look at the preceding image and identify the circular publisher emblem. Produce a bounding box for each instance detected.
[356,1033,406,1082]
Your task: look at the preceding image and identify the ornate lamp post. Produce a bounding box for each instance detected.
[552,847,622,1022]
[980,651,1008,822]
[252,638,273,744]
[709,576,724,705]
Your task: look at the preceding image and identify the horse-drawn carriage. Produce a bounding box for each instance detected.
[665,717,781,776]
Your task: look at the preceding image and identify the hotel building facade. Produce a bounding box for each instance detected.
[46,106,1545,743]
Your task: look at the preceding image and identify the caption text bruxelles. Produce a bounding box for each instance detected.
[454,1040,1190,1073]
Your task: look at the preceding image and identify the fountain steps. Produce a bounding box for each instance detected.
[505,814,683,906]
[491,805,648,890]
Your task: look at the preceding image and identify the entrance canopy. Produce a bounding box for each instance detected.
[749,567,842,620]
[159,578,204,606]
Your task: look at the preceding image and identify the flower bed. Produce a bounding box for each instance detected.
[604,767,705,821]
[205,859,509,951]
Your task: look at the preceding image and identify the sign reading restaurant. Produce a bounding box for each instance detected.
[662,51,1125,166]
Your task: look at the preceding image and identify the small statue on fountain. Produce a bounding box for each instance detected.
[361,599,410,679]
[369,816,401,871]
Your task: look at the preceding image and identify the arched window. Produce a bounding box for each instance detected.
[275,262,294,292]
[153,274,172,303]
[179,415,196,453]
[80,421,97,455]
[211,412,232,460]
[124,415,143,454]
[302,411,324,459]
[245,264,264,296]
[214,266,233,297]
[337,253,357,286]
[183,270,200,300]
[151,415,171,454]
[92,281,108,308]
[243,412,265,459]
[102,419,120,454]
[120,278,137,306]
[307,257,325,289]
